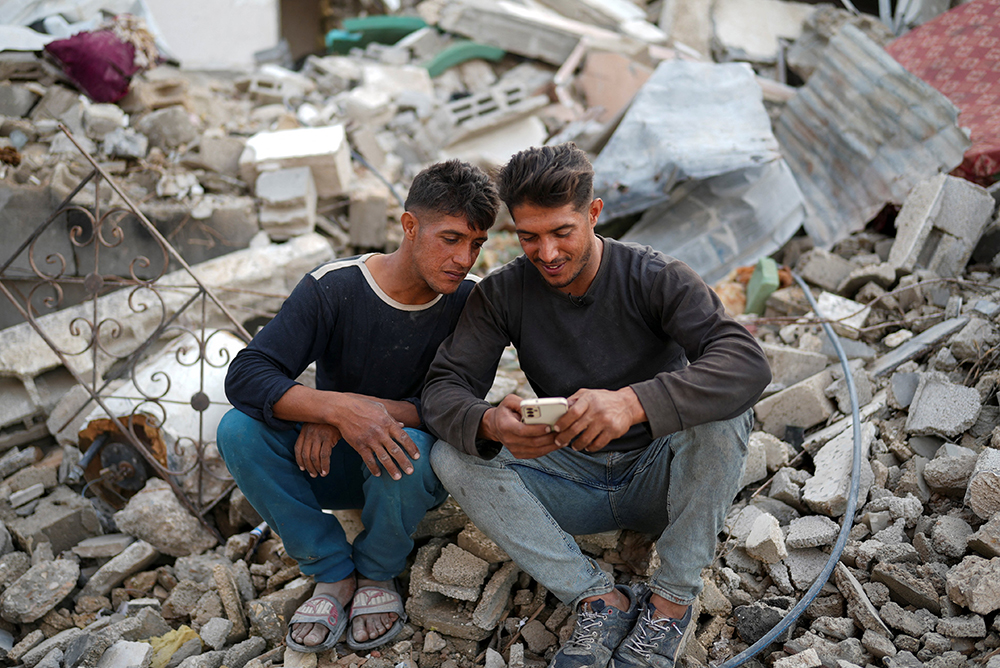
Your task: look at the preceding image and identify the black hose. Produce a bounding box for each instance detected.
[717,272,863,666]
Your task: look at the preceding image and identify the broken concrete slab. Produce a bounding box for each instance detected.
[905,372,981,439]
[712,0,815,63]
[432,543,489,589]
[970,514,1000,559]
[113,479,217,558]
[967,449,1000,520]
[802,422,875,517]
[8,489,102,555]
[869,316,970,377]
[472,560,519,631]
[437,0,630,67]
[754,368,836,438]
[135,106,199,150]
[796,248,855,293]
[946,555,1000,615]
[871,563,941,615]
[79,540,159,598]
[0,559,79,623]
[761,343,830,388]
[786,515,840,549]
[96,641,152,668]
[745,513,787,564]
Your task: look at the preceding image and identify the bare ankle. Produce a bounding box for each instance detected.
[649,593,687,620]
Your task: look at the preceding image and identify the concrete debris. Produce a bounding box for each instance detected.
[2,1,1000,667]
[114,479,218,558]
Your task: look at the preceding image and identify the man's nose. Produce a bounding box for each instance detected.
[538,237,559,262]
[455,242,476,268]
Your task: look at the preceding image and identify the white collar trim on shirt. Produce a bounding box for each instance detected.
[359,253,444,311]
[311,253,479,310]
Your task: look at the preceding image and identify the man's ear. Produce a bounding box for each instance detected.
[401,211,418,240]
[588,198,604,227]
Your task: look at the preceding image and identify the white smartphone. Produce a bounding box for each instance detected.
[520,397,569,425]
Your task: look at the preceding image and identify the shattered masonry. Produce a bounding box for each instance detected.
[3,1,1000,668]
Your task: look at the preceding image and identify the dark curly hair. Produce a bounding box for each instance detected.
[405,160,501,231]
[496,143,593,214]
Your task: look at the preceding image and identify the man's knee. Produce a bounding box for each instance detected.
[429,439,463,485]
[683,409,753,455]
[217,409,256,460]
[217,408,287,465]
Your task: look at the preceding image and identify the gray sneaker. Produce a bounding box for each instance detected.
[549,585,641,668]
[609,602,693,668]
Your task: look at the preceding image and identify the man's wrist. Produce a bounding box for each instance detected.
[477,407,497,442]
[622,387,647,425]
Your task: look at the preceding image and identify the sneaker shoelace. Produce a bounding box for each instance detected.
[622,610,684,658]
[565,606,609,650]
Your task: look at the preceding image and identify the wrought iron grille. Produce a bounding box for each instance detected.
[0,125,253,540]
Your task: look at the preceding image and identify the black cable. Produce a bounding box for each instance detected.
[717,272,863,666]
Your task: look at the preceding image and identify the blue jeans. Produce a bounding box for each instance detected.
[431,409,752,607]
[217,408,448,583]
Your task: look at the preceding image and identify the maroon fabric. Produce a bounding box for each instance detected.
[44,30,139,103]
[886,0,1000,184]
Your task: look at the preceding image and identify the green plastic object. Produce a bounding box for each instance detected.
[326,15,427,54]
[425,41,506,77]
[744,257,779,315]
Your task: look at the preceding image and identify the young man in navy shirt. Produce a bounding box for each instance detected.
[219,160,500,652]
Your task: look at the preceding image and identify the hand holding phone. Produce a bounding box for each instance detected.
[520,397,568,425]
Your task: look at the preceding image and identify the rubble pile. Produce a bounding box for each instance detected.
[3,0,1000,667]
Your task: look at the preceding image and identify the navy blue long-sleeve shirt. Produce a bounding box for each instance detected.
[225,254,478,430]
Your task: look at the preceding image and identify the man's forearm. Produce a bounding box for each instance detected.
[273,386,421,429]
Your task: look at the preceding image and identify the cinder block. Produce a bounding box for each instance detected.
[889,175,995,277]
[240,125,353,198]
[427,83,549,147]
[256,167,317,241]
[753,369,836,437]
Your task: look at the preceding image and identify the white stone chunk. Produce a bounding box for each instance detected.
[802,422,874,517]
[745,513,787,564]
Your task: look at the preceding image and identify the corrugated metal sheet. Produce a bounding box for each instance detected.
[592,60,807,284]
[774,24,970,248]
